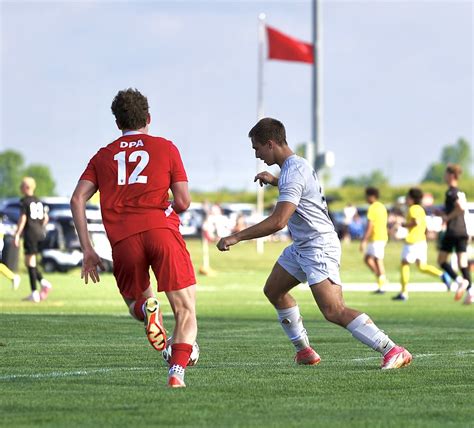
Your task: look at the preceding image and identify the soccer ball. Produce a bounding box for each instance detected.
[162,336,200,367]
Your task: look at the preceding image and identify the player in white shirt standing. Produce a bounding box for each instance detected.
[217,118,412,370]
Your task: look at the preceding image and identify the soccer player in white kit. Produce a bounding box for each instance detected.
[217,118,412,370]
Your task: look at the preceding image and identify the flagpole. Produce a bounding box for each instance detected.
[312,0,323,173]
[256,12,266,254]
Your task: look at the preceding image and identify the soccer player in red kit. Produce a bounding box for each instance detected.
[71,88,197,388]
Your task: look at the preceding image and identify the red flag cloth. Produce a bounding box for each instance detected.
[266,26,314,64]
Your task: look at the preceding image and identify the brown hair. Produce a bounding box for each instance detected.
[248,117,287,146]
[445,163,462,179]
[111,88,149,130]
[407,187,423,205]
[365,187,379,199]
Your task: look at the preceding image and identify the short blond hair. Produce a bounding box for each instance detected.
[446,164,462,179]
[21,176,37,191]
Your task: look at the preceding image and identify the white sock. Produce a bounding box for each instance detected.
[346,313,395,355]
[276,306,310,352]
[169,364,185,381]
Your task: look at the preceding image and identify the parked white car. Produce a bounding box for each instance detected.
[465,202,474,238]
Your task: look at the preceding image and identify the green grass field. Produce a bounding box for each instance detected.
[1,241,473,427]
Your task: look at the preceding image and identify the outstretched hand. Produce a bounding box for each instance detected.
[254,171,277,187]
[81,249,105,284]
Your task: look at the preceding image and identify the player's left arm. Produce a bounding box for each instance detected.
[217,201,296,251]
[170,181,191,213]
[71,179,104,284]
[42,209,49,227]
[360,220,374,252]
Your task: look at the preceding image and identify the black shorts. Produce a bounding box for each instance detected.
[440,235,468,253]
[23,236,42,255]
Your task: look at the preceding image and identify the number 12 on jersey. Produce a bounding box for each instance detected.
[114,150,149,185]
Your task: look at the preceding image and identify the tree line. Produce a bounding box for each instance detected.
[0,150,55,197]
[0,138,471,207]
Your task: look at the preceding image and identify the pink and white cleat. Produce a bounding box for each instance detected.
[381,346,412,370]
[168,375,186,388]
[454,279,469,301]
[39,285,52,300]
[463,292,473,305]
[295,346,321,366]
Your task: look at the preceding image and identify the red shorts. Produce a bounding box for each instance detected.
[112,228,196,300]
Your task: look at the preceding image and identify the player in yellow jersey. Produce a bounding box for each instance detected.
[393,188,451,301]
[0,217,21,290]
[360,187,388,293]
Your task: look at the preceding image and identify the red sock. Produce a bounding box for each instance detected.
[170,343,193,369]
[133,298,147,321]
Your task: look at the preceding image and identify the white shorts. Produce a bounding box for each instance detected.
[277,243,341,286]
[365,241,386,259]
[401,241,428,264]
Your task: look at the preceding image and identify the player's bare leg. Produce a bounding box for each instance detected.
[364,255,379,277]
[124,285,166,352]
[310,279,412,369]
[364,255,386,293]
[165,285,197,387]
[263,263,320,365]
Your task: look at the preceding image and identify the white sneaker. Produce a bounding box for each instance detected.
[12,275,21,290]
[23,291,40,303]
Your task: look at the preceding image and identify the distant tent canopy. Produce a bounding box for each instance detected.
[266,26,314,64]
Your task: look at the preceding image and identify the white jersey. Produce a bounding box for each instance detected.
[278,154,338,251]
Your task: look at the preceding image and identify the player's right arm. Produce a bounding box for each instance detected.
[360,220,374,253]
[217,201,295,251]
[71,179,104,284]
[254,171,278,187]
[13,214,27,247]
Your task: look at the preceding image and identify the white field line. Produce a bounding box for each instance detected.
[351,350,474,363]
[297,282,454,292]
[198,283,452,292]
[0,366,147,381]
[2,351,473,380]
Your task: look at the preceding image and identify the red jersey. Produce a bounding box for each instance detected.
[80,133,187,246]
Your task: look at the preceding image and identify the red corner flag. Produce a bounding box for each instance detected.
[266,26,314,64]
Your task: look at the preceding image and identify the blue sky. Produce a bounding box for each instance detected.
[1,0,472,196]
